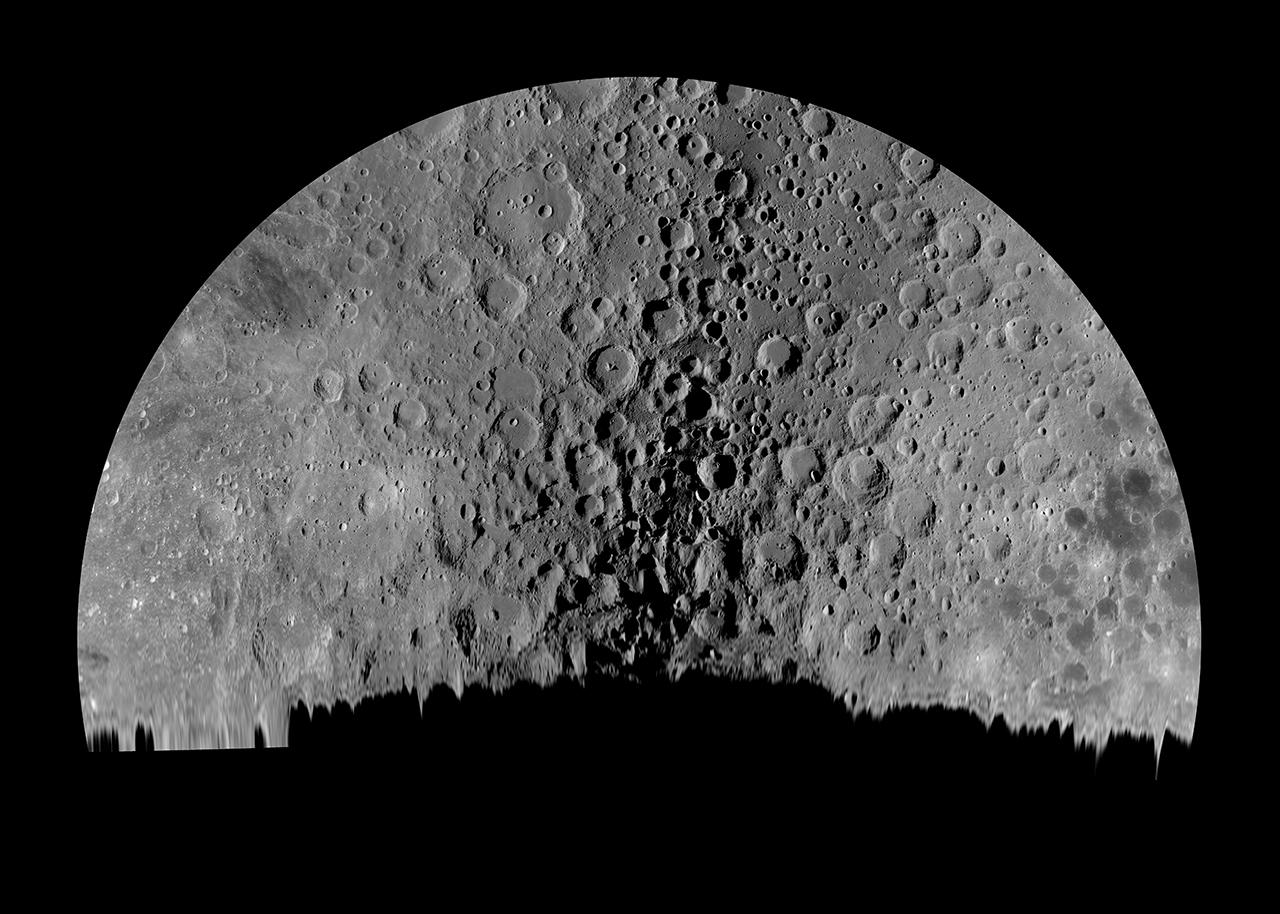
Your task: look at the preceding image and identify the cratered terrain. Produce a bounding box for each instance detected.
[77,76,1200,753]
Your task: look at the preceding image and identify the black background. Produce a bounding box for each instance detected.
[58,33,1229,788]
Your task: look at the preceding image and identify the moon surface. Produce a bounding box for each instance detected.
[78,77,1200,750]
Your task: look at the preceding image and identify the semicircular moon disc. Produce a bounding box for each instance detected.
[78,77,1199,750]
